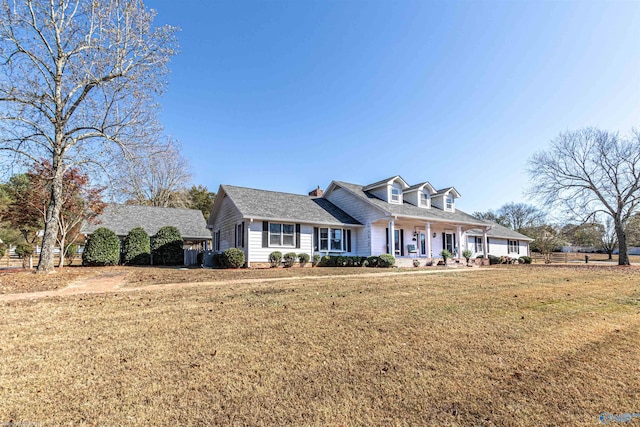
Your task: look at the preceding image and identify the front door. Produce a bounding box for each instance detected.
[444,232,455,254]
[419,232,427,256]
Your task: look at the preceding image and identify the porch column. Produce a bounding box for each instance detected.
[426,222,432,258]
[388,220,395,255]
[482,227,488,259]
[457,226,463,259]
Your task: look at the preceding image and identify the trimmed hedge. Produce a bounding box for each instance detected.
[488,254,501,265]
[223,248,245,268]
[312,254,321,266]
[122,227,151,265]
[82,227,120,266]
[152,226,183,266]
[519,256,532,264]
[378,253,396,268]
[298,253,310,266]
[365,256,379,268]
[283,252,297,268]
[269,251,282,268]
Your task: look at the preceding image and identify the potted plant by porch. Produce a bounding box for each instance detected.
[462,249,473,266]
[440,249,452,266]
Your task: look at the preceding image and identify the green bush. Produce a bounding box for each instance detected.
[283,252,297,268]
[223,248,245,268]
[82,227,120,266]
[440,249,452,265]
[365,256,379,268]
[412,259,420,267]
[519,256,532,264]
[0,243,6,258]
[378,253,395,268]
[15,243,34,259]
[152,226,183,265]
[320,255,332,267]
[64,243,78,266]
[298,253,310,266]
[269,251,282,268]
[488,254,501,265]
[312,254,321,266]
[462,249,472,261]
[122,227,150,265]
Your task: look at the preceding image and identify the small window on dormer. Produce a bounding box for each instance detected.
[421,192,430,208]
[446,197,453,210]
[391,187,401,203]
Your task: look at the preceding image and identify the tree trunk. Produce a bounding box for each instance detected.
[615,219,630,266]
[36,161,64,273]
[57,235,66,268]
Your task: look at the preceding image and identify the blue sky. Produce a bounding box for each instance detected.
[150,0,640,214]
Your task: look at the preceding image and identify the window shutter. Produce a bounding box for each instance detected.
[442,232,446,250]
[262,221,269,248]
[235,224,238,248]
[487,238,490,253]
[347,229,352,253]
[295,224,301,249]
[517,241,520,254]
[386,228,389,254]
[453,233,456,254]
[242,221,245,248]
[400,229,404,256]
[313,227,319,251]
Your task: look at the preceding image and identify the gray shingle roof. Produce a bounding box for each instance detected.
[80,204,211,239]
[466,223,534,241]
[362,176,408,191]
[332,180,489,227]
[221,185,361,226]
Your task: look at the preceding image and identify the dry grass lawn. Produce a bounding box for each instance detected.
[1,265,639,426]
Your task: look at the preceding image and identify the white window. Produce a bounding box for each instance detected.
[474,236,483,253]
[508,240,519,254]
[446,197,453,210]
[269,223,295,247]
[318,227,349,252]
[420,192,430,208]
[391,187,401,203]
[319,228,329,250]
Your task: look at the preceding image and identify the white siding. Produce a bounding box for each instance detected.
[464,234,530,257]
[247,221,360,262]
[325,187,387,257]
[210,195,244,255]
[369,187,389,202]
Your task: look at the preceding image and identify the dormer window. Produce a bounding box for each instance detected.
[446,197,453,210]
[391,187,401,204]
[420,192,430,208]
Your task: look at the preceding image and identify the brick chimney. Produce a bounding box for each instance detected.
[308,185,323,198]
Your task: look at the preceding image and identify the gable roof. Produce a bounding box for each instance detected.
[362,176,409,191]
[328,180,488,227]
[216,185,361,226]
[80,204,211,240]
[433,187,462,198]
[405,182,436,193]
[466,223,535,241]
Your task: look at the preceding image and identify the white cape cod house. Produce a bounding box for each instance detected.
[207,176,533,267]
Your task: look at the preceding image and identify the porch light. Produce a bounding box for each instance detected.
[433,232,436,238]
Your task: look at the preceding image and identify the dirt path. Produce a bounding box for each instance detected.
[0,267,488,303]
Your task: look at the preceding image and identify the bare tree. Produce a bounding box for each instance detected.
[600,218,618,260]
[527,128,640,265]
[498,202,545,233]
[0,0,178,272]
[115,139,192,208]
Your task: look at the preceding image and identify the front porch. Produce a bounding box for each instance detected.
[372,217,491,261]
